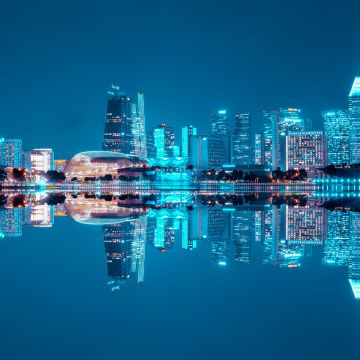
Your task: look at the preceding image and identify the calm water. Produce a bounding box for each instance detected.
[0,192,359,359]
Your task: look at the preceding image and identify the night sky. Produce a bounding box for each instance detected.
[1,0,360,159]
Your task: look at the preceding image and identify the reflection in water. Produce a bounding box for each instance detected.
[1,193,360,299]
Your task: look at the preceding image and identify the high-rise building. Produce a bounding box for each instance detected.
[25,148,54,173]
[182,125,197,158]
[323,110,350,165]
[0,138,22,168]
[132,93,147,159]
[152,123,175,158]
[349,77,360,164]
[0,208,22,237]
[254,132,264,165]
[271,108,305,170]
[285,131,326,177]
[349,212,360,299]
[232,210,253,263]
[103,85,135,155]
[188,135,209,169]
[233,112,252,165]
[210,110,231,164]
[262,111,272,169]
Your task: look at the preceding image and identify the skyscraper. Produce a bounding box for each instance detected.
[189,135,209,168]
[152,123,175,158]
[210,110,231,164]
[349,212,360,299]
[349,77,360,164]
[132,92,147,159]
[254,132,264,165]
[262,111,272,169]
[271,108,305,170]
[182,125,197,158]
[232,112,252,165]
[285,131,326,177]
[323,110,350,165]
[232,210,253,263]
[103,85,135,155]
[0,138,22,168]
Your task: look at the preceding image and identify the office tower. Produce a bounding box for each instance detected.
[103,85,135,155]
[152,217,175,251]
[233,112,252,165]
[182,125,197,158]
[132,92,147,159]
[189,135,209,168]
[210,110,231,164]
[24,204,54,227]
[349,212,360,299]
[286,206,326,245]
[146,130,156,159]
[152,124,175,159]
[181,217,197,250]
[323,211,350,266]
[262,111,272,169]
[0,138,22,168]
[25,148,54,173]
[232,210,253,263]
[349,77,360,164]
[173,145,180,157]
[285,131,326,177]
[54,160,67,173]
[323,110,350,165]
[271,108,305,170]
[254,132,264,165]
[0,208,22,237]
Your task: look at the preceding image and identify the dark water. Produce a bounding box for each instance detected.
[0,194,359,359]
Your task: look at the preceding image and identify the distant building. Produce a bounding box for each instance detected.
[152,124,175,159]
[233,112,252,165]
[0,138,22,168]
[323,110,350,165]
[262,111,272,169]
[271,108,305,170]
[211,109,229,136]
[232,210,253,263]
[54,159,67,173]
[285,131,326,177]
[182,125,197,158]
[254,132,264,165]
[132,92,147,159]
[349,212,360,299]
[26,148,54,173]
[210,110,231,164]
[24,204,54,228]
[0,208,22,237]
[189,135,209,168]
[349,77,360,164]
[103,85,135,155]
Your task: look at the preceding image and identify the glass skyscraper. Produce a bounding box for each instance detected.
[210,110,231,165]
[232,112,252,165]
[349,77,360,164]
[152,124,175,159]
[254,131,264,165]
[323,110,350,165]
[132,92,147,159]
[181,125,197,158]
[0,138,22,168]
[103,85,135,155]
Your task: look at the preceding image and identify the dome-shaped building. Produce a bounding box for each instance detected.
[65,151,149,180]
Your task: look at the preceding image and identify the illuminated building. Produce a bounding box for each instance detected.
[132,92,147,159]
[152,124,175,159]
[0,208,22,237]
[323,211,349,266]
[54,159,67,173]
[103,85,135,155]
[152,217,175,251]
[349,212,360,299]
[210,110,231,165]
[182,125,197,158]
[232,210,253,263]
[24,204,53,227]
[254,132,264,165]
[173,145,180,157]
[271,108,305,170]
[65,151,149,180]
[233,112,252,165]
[0,138,22,168]
[285,131,326,177]
[181,217,197,250]
[323,110,350,165]
[189,135,209,168]
[349,77,360,164]
[286,206,326,245]
[262,111,272,169]
[25,148,54,173]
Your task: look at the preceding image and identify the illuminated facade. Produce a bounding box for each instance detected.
[0,208,22,237]
[285,131,326,177]
[349,77,360,164]
[132,92,147,159]
[232,112,252,165]
[103,85,135,155]
[65,151,149,179]
[323,110,350,165]
[349,212,360,299]
[232,210,253,263]
[254,131,264,165]
[151,124,175,159]
[210,110,231,165]
[26,148,54,173]
[263,111,272,169]
[54,159,67,173]
[271,108,305,170]
[24,204,53,227]
[181,125,197,158]
[189,135,209,168]
[0,138,22,168]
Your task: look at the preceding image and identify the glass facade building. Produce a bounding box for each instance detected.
[349,77,360,164]
[232,112,252,165]
[0,138,22,168]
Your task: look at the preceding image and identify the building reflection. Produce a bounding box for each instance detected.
[2,193,360,299]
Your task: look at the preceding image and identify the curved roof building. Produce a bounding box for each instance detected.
[65,151,149,179]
